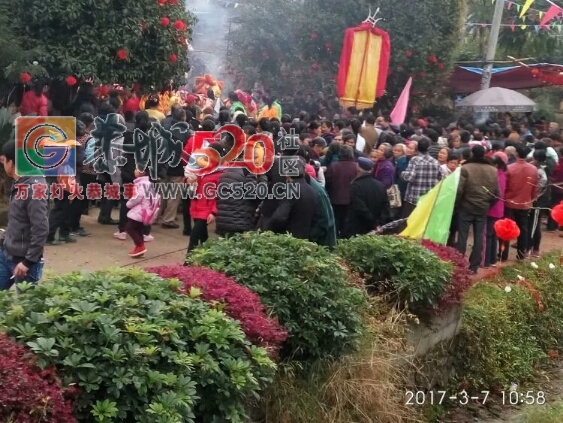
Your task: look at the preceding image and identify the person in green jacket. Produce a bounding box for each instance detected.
[307,174,337,249]
[228,91,246,116]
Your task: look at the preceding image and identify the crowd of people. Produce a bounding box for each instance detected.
[1,79,562,290]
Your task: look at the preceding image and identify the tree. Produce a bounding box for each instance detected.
[8,0,196,86]
[228,0,466,100]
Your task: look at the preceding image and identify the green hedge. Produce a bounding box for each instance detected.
[186,232,366,361]
[0,268,276,423]
[454,254,563,390]
[337,236,452,311]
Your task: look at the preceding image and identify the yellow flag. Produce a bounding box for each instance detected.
[520,0,535,18]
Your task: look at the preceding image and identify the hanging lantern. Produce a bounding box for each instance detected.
[169,53,178,62]
[65,76,78,86]
[337,18,391,110]
[427,55,437,65]
[551,202,563,227]
[20,72,32,84]
[160,17,170,27]
[494,218,520,242]
[117,49,128,60]
[157,0,167,5]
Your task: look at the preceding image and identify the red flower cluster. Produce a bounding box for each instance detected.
[116,49,128,60]
[20,72,32,84]
[0,333,76,423]
[160,16,170,27]
[65,76,77,86]
[146,265,288,355]
[421,240,474,315]
[174,20,187,31]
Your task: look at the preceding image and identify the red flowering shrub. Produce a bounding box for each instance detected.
[0,333,76,423]
[146,265,288,355]
[421,240,474,314]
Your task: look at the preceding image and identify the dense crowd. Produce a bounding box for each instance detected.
[1,80,562,291]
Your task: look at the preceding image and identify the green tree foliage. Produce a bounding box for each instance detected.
[228,0,465,98]
[7,0,196,85]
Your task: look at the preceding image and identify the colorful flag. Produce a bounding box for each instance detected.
[540,4,562,28]
[520,0,535,18]
[399,168,460,244]
[390,77,412,124]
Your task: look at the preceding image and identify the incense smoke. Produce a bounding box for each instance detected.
[188,0,236,87]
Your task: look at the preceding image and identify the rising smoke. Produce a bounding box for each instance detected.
[187,0,237,88]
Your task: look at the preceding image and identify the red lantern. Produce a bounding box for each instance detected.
[160,17,170,27]
[494,218,520,242]
[405,50,413,58]
[157,0,167,5]
[427,55,437,65]
[20,72,32,84]
[169,53,178,62]
[174,20,187,31]
[551,202,563,227]
[117,49,128,60]
[65,76,77,86]
[311,32,318,40]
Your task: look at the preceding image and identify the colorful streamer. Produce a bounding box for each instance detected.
[520,0,536,18]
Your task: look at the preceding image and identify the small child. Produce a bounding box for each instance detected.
[125,167,160,258]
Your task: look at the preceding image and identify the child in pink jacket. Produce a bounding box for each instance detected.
[126,168,160,258]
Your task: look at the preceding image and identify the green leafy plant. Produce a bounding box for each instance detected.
[0,268,276,422]
[186,232,366,361]
[454,282,544,390]
[6,0,195,85]
[337,236,452,312]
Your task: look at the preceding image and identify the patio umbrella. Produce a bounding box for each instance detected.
[455,87,536,113]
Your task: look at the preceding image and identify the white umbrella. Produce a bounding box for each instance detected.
[455,87,536,113]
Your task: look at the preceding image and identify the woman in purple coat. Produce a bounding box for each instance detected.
[371,143,395,189]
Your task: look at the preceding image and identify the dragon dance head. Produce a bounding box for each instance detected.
[194,74,224,99]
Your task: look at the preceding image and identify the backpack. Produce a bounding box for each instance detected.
[140,187,161,225]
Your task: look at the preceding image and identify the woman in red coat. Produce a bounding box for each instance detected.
[187,142,225,252]
[20,79,49,116]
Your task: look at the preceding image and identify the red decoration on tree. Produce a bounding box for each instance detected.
[169,53,178,62]
[65,76,77,86]
[438,63,444,70]
[19,72,31,84]
[405,50,413,58]
[160,17,170,27]
[311,62,319,70]
[168,0,178,4]
[140,21,146,31]
[99,85,110,97]
[116,49,128,60]
[311,32,318,40]
[174,20,187,30]
[157,0,167,5]
[551,202,563,226]
[427,55,438,64]
[494,218,520,241]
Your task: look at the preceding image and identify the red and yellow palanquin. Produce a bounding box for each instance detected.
[337,22,391,110]
[139,91,181,116]
[194,74,224,99]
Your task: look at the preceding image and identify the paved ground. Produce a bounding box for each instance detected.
[21,207,563,277]
[42,209,190,276]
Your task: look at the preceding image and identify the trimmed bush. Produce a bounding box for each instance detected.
[0,268,276,423]
[421,240,474,314]
[454,282,544,390]
[337,236,452,312]
[186,232,366,360]
[146,265,288,356]
[0,333,76,423]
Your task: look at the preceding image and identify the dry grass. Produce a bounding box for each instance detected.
[256,298,425,423]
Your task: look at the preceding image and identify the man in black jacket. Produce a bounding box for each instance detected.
[159,108,190,229]
[343,157,389,238]
[266,159,317,239]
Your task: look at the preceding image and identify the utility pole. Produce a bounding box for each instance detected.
[481,0,505,90]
